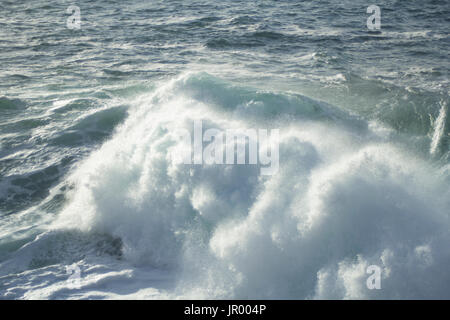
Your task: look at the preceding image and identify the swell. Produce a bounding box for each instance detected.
[0,98,129,217]
[18,72,446,299]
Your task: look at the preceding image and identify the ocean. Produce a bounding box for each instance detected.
[0,0,449,299]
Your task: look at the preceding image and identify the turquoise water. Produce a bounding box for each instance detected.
[0,0,449,299]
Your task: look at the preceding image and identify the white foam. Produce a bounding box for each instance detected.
[430,101,447,156]
[5,72,449,299]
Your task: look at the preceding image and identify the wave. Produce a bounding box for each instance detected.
[0,97,27,114]
[2,72,450,299]
[50,105,128,147]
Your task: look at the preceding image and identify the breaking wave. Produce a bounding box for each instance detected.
[3,72,446,299]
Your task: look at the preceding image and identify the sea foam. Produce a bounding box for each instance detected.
[10,72,449,299]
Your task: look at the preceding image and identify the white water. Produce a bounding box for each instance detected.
[1,73,450,299]
[430,101,447,156]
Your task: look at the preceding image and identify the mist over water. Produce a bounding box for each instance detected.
[0,0,449,299]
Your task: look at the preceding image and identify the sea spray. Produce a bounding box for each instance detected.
[44,73,450,299]
[430,101,447,156]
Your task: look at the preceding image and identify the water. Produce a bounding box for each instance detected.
[0,0,449,299]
